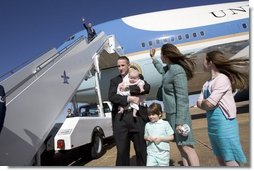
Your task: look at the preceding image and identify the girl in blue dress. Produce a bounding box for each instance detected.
[197,50,248,166]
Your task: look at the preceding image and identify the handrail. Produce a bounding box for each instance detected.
[0,48,54,81]
[0,36,85,82]
[4,36,84,98]
[35,36,84,72]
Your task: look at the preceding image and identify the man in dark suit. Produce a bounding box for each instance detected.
[108,56,150,166]
[0,85,6,134]
[81,18,97,43]
[66,108,74,118]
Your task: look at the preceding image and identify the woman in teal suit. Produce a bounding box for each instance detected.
[150,43,199,166]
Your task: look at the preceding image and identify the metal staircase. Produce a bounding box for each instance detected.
[0,32,123,165]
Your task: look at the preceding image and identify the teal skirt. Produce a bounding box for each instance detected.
[207,107,247,164]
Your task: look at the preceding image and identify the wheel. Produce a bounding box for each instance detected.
[91,132,105,159]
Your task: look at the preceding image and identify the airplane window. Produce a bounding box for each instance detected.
[170,36,175,41]
[178,35,182,40]
[66,35,75,42]
[149,41,153,46]
[163,38,168,43]
[185,34,190,39]
[200,31,205,36]
[242,23,247,29]
[156,39,160,44]
[141,42,145,47]
[193,33,197,38]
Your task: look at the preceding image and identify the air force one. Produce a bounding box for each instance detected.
[57,1,249,103]
[0,1,249,165]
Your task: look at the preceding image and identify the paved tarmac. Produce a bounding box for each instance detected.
[49,101,250,167]
[83,101,250,167]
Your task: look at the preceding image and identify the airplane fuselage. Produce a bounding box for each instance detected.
[57,1,249,103]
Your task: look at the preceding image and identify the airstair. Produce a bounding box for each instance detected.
[0,32,123,165]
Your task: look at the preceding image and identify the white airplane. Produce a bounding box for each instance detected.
[58,1,249,103]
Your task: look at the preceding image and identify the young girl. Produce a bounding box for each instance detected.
[197,50,248,166]
[144,102,174,166]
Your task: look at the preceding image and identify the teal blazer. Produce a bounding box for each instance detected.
[152,59,189,125]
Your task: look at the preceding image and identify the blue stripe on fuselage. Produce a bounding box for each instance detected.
[57,18,249,54]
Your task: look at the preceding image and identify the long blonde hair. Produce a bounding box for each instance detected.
[161,43,196,80]
[206,50,249,90]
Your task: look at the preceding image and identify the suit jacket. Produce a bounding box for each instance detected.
[83,23,97,42]
[108,74,150,120]
[152,59,189,125]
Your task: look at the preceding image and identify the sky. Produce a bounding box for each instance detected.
[0,0,251,168]
[0,0,248,77]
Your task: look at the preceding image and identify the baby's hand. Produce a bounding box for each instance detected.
[119,83,126,91]
[119,86,124,91]
[124,85,129,91]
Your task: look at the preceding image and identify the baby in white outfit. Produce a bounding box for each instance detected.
[117,68,145,117]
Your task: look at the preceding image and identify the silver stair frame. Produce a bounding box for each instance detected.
[0,32,121,165]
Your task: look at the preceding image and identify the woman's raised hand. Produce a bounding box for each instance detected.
[150,48,156,59]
